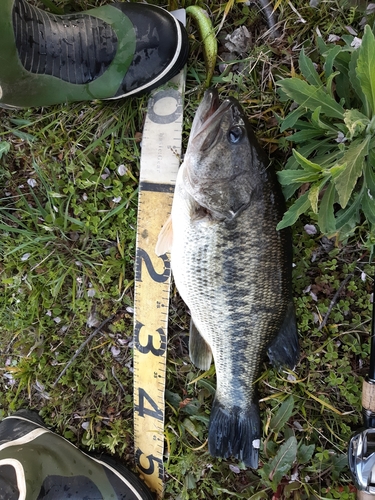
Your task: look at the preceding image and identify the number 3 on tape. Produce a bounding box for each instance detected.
[133,12,186,497]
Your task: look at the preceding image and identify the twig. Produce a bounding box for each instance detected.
[53,315,115,386]
[258,0,281,39]
[111,366,127,395]
[319,274,353,331]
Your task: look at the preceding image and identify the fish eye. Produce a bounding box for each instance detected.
[228,126,243,144]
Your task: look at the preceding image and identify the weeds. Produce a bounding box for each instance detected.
[276,26,375,251]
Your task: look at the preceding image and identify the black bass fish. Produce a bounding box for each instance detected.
[156,89,299,468]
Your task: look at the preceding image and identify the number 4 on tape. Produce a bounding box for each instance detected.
[133,10,186,498]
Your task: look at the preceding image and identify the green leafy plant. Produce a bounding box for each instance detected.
[276,25,375,245]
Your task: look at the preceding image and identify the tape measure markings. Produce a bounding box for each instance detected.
[133,43,185,496]
[133,190,174,497]
[139,182,175,193]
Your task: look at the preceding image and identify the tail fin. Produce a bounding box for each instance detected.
[208,399,261,468]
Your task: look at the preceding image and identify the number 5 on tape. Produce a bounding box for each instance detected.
[133,16,186,497]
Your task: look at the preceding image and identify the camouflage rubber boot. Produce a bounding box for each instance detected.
[0,0,189,108]
[0,409,154,500]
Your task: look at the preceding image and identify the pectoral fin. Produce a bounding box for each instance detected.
[189,320,213,370]
[155,215,173,256]
[267,299,299,369]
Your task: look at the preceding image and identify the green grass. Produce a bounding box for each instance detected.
[0,0,373,498]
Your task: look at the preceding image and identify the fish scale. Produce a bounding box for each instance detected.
[156,89,299,468]
[173,193,289,398]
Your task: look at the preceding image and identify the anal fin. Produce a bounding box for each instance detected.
[189,320,212,371]
[267,299,299,369]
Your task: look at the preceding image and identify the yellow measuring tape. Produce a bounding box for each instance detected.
[133,14,186,496]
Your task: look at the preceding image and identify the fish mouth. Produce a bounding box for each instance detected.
[189,89,234,149]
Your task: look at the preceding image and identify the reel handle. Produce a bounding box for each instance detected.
[363,379,375,429]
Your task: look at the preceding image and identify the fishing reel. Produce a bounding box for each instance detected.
[349,426,375,496]
[348,274,375,498]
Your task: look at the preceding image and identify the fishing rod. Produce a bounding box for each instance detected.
[349,274,375,498]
